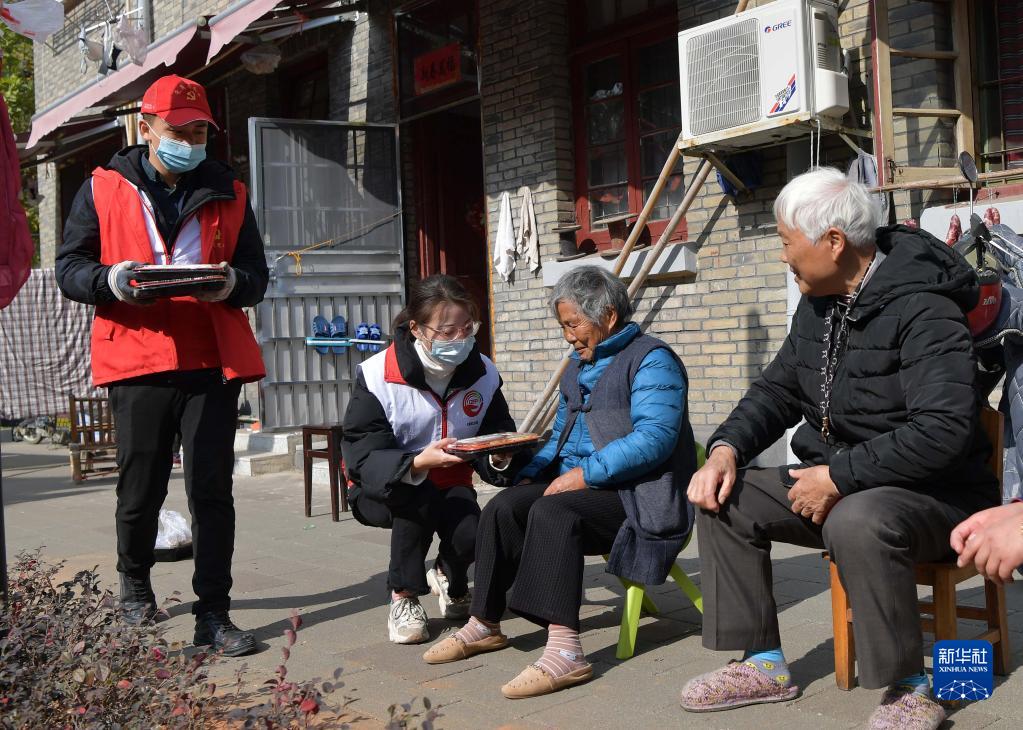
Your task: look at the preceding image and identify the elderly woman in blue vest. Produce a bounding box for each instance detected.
[342,275,522,646]
[423,266,697,699]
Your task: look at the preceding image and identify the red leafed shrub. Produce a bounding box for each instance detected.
[0,551,442,728]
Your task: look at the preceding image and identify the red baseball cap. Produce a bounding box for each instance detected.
[140,75,218,128]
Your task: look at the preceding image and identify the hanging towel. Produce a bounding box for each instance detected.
[493,191,516,282]
[516,185,541,273]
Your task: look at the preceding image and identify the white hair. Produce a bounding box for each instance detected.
[773,167,877,250]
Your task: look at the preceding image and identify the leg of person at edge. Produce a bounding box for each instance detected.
[679,168,999,730]
[422,266,698,700]
[55,74,269,658]
[341,275,529,646]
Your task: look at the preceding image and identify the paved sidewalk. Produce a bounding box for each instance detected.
[4,439,1023,729]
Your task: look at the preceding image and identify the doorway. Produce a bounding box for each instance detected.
[411,101,491,356]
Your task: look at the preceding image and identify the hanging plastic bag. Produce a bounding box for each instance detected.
[240,43,282,75]
[114,14,148,66]
[155,509,191,548]
[0,0,65,41]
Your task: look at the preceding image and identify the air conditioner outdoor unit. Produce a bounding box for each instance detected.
[678,0,850,150]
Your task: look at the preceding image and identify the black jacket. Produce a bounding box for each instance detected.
[341,326,528,508]
[711,225,1000,514]
[55,145,268,309]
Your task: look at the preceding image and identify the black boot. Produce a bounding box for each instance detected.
[194,611,257,657]
[118,573,157,626]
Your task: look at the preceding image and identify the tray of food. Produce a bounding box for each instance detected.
[443,432,541,457]
[132,264,227,281]
[129,265,228,299]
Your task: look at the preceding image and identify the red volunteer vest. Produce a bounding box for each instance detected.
[89,167,266,386]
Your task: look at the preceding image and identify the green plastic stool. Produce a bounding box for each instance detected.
[608,442,706,660]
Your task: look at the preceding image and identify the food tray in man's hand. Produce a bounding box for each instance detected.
[133,276,227,299]
[443,432,540,457]
[132,264,226,282]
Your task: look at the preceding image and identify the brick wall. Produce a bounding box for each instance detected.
[478,0,576,422]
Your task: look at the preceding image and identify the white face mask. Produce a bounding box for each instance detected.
[428,335,475,366]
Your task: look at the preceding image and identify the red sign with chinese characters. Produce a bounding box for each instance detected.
[413,43,462,96]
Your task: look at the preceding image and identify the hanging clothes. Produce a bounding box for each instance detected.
[493,191,516,282]
[846,150,890,227]
[516,185,540,274]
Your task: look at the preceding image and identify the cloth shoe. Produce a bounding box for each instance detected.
[426,567,471,620]
[388,595,429,644]
[118,572,157,626]
[423,631,508,664]
[193,611,257,657]
[680,660,800,712]
[867,686,946,730]
[501,663,593,699]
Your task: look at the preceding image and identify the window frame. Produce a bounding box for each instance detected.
[973,0,1023,173]
[571,19,685,250]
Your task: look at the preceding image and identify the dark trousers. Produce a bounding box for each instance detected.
[471,483,626,631]
[353,485,480,598]
[109,369,241,616]
[697,466,970,689]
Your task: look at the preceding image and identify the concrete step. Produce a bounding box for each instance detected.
[234,430,301,454]
[234,449,297,477]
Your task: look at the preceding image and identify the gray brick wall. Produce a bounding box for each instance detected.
[478,0,576,421]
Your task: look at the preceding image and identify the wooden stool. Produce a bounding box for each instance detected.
[301,424,347,521]
[826,408,1011,689]
[594,212,638,258]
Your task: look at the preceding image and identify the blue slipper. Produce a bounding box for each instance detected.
[330,315,347,354]
[368,323,383,353]
[354,322,370,352]
[311,315,331,354]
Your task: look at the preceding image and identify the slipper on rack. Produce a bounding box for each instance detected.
[330,315,348,354]
[311,315,331,354]
[354,322,371,352]
[368,323,383,353]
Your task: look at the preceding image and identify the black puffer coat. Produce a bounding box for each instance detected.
[711,225,1000,514]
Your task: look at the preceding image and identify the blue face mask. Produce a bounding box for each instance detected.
[153,133,206,173]
[430,335,475,366]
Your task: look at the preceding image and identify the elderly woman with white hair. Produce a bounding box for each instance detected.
[679,168,999,730]
[422,266,697,699]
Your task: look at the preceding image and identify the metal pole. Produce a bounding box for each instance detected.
[1,437,7,607]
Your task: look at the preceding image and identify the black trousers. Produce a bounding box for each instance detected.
[471,483,626,631]
[353,485,480,598]
[697,466,971,689]
[109,369,241,616]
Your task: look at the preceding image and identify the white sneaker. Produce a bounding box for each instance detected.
[388,595,429,644]
[427,567,472,621]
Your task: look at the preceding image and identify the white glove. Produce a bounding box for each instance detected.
[195,262,237,303]
[106,260,147,304]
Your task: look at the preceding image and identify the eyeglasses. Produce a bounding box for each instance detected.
[418,321,481,341]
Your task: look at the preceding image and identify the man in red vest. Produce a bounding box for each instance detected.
[56,75,268,657]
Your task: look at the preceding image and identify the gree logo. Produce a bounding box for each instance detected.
[764,20,793,32]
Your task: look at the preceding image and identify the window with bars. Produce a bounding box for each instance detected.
[573,27,684,249]
[976,1,1023,172]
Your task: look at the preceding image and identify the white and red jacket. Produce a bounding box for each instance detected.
[341,327,521,502]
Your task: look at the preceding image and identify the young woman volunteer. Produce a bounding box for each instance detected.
[341,275,523,644]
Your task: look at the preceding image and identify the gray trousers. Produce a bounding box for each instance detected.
[697,466,969,689]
